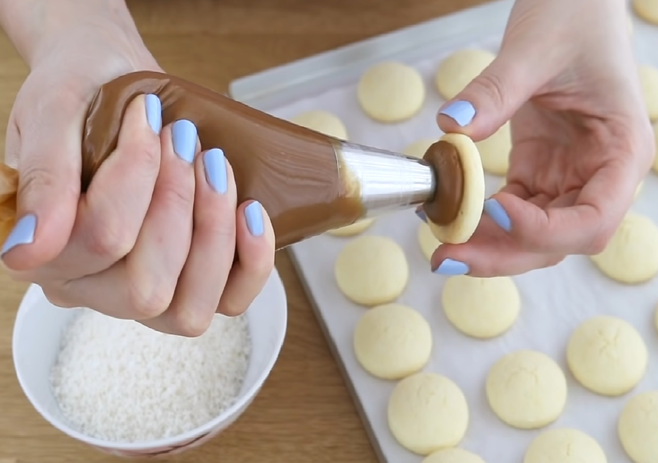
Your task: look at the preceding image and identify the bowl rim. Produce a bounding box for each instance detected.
[11,268,288,450]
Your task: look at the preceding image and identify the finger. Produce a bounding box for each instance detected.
[216,200,275,317]
[143,148,238,337]
[482,159,638,255]
[55,119,199,320]
[429,223,565,278]
[35,94,162,280]
[436,29,556,141]
[1,95,84,270]
[426,188,603,278]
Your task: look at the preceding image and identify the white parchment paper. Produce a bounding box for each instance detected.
[268,10,658,463]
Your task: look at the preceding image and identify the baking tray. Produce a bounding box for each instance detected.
[229,1,658,462]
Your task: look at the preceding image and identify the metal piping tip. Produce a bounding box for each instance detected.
[336,141,435,218]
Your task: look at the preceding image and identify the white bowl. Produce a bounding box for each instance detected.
[11,269,288,457]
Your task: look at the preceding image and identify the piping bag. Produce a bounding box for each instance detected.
[0,71,467,250]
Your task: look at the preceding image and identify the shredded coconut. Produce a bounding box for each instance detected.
[50,309,251,443]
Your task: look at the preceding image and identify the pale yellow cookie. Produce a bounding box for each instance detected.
[388,372,469,455]
[418,221,441,261]
[441,275,520,339]
[427,133,485,244]
[618,390,658,463]
[335,235,409,306]
[524,428,607,463]
[326,218,375,237]
[633,0,658,25]
[404,138,437,158]
[590,212,658,284]
[567,316,647,396]
[353,303,432,380]
[435,49,495,100]
[357,61,425,122]
[638,64,658,121]
[423,448,485,463]
[290,110,348,140]
[486,350,567,429]
[476,123,511,176]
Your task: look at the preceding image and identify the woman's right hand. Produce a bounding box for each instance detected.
[1,3,276,336]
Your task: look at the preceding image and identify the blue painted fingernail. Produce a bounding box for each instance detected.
[245,201,264,237]
[1,214,37,257]
[433,258,469,275]
[145,94,162,134]
[415,209,427,222]
[172,119,197,163]
[203,148,228,194]
[439,100,476,127]
[484,198,512,232]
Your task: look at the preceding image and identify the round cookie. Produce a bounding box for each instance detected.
[423,448,485,463]
[590,212,658,284]
[353,303,432,380]
[441,275,520,339]
[567,315,647,396]
[357,61,425,122]
[476,123,512,176]
[524,428,607,463]
[618,390,658,463]
[418,221,441,261]
[335,235,409,306]
[326,218,375,237]
[388,372,469,455]
[633,0,658,25]
[290,110,348,139]
[435,49,495,100]
[426,133,485,244]
[486,350,567,429]
[404,138,437,158]
[638,64,658,121]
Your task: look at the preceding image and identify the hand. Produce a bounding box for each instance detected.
[1,7,275,335]
[432,0,654,277]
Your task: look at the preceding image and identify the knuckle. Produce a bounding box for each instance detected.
[170,305,214,337]
[245,247,276,279]
[586,229,614,255]
[158,180,195,212]
[547,254,566,268]
[18,162,78,204]
[85,220,135,260]
[127,279,173,319]
[204,216,236,243]
[218,299,249,317]
[121,139,161,171]
[471,72,508,108]
[41,285,77,309]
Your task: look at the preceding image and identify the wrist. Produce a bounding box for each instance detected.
[0,0,143,69]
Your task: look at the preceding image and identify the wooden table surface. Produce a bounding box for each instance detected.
[0,1,485,461]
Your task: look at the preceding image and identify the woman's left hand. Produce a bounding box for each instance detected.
[431,0,654,277]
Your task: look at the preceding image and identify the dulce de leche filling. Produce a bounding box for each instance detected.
[421,141,464,225]
[82,71,364,249]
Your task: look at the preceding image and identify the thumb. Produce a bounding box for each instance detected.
[1,101,82,271]
[436,43,552,141]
